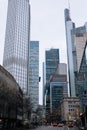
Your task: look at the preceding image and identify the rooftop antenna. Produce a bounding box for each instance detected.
[68,0,70,10]
[68,0,71,17]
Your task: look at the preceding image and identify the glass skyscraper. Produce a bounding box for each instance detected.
[29,41,39,111]
[3,0,30,94]
[50,74,68,113]
[45,48,59,119]
[64,8,87,97]
[64,8,76,97]
[45,49,59,83]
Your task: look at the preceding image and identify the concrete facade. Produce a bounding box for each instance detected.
[61,97,80,121]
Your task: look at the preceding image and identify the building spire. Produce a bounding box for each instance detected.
[68,0,71,16]
[68,0,70,10]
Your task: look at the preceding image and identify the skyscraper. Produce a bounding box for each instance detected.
[29,41,39,111]
[3,0,30,94]
[43,62,46,106]
[64,8,87,97]
[75,33,87,97]
[45,48,59,119]
[45,49,59,83]
[64,9,76,97]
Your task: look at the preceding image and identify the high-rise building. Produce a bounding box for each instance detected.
[45,49,59,82]
[3,0,30,94]
[64,9,76,97]
[43,62,46,106]
[50,74,68,113]
[45,48,59,119]
[76,33,87,97]
[64,8,87,97]
[29,41,39,111]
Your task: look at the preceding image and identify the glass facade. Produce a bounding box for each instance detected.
[50,85,63,112]
[45,49,59,118]
[29,41,39,111]
[77,44,87,97]
[64,8,76,97]
[64,8,87,97]
[3,0,30,94]
[50,75,68,113]
[45,49,59,82]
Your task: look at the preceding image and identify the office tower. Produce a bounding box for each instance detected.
[75,33,87,97]
[64,8,87,97]
[50,74,68,113]
[3,0,30,94]
[76,34,87,126]
[64,9,76,97]
[50,63,68,113]
[29,41,39,111]
[45,48,60,105]
[42,62,46,118]
[45,48,59,119]
[43,62,46,106]
[45,49,59,82]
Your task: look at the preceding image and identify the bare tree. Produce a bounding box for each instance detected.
[23,95,33,120]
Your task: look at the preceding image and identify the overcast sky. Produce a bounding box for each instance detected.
[0,0,87,104]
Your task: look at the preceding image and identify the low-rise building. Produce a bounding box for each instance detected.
[0,65,23,126]
[61,97,81,121]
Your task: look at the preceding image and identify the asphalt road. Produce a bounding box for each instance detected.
[33,126,79,130]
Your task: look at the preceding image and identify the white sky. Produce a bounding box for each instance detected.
[0,0,87,104]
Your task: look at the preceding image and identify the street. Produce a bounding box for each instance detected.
[32,126,79,130]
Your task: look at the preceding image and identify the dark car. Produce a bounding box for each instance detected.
[57,123,64,127]
[68,122,74,127]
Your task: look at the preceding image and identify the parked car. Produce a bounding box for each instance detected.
[57,123,64,127]
[52,123,57,127]
[68,122,74,127]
